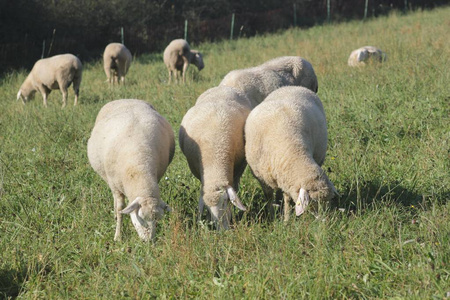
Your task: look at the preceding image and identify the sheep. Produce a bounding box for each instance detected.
[244,86,339,221]
[220,56,318,108]
[87,99,175,242]
[163,39,204,84]
[179,86,250,229]
[17,54,82,108]
[103,43,132,85]
[348,46,387,67]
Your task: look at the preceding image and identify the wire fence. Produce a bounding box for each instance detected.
[0,0,447,72]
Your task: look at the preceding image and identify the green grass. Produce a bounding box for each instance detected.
[1,7,449,299]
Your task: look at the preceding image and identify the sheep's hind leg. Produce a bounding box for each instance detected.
[113,191,125,241]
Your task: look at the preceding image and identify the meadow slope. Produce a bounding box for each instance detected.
[0,7,449,299]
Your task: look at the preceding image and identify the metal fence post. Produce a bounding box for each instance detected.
[230,13,235,40]
[121,27,124,44]
[364,0,369,20]
[184,20,188,41]
[41,40,45,59]
[327,0,331,23]
[293,3,297,27]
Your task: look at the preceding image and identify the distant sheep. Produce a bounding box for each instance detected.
[220,56,318,108]
[348,46,387,67]
[87,99,175,242]
[245,86,338,221]
[179,86,250,229]
[163,39,204,83]
[17,54,82,108]
[103,43,132,85]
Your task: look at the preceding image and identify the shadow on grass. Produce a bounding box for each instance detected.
[235,180,449,224]
[0,266,27,299]
[335,179,448,213]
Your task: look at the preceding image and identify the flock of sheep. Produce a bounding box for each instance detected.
[16,39,386,241]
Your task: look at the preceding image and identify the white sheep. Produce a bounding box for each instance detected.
[163,39,204,84]
[87,99,175,242]
[348,46,387,67]
[244,86,339,221]
[220,56,318,108]
[179,86,250,229]
[17,54,82,108]
[103,43,132,85]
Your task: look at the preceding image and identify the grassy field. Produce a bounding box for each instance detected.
[1,7,449,299]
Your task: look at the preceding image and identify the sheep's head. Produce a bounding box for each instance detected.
[120,196,171,241]
[191,50,204,71]
[202,185,246,230]
[16,88,36,104]
[295,173,339,216]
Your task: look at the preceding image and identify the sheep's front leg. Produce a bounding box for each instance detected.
[38,86,50,107]
[113,191,125,241]
[182,59,189,83]
[283,193,291,222]
[60,87,68,108]
[73,89,79,106]
[261,183,275,219]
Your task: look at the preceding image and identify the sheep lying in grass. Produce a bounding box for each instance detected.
[245,86,338,221]
[87,99,175,242]
[220,56,318,108]
[17,54,82,108]
[348,46,387,67]
[179,86,250,229]
[103,43,132,85]
[163,39,204,84]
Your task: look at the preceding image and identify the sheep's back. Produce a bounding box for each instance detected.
[245,86,327,168]
[88,99,174,182]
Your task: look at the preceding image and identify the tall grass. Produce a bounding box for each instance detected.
[1,8,449,299]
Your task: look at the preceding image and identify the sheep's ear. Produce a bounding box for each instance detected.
[161,200,172,212]
[17,90,22,101]
[295,188,310,216]
[331,183,340,198]
[120,197,143,214]
[226,186,246,211]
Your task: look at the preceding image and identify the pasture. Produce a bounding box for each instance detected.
[0,7,449,299]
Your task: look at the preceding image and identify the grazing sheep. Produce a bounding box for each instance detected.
[179,86,250,229]
[220,56,318,108]
[348,46,387,67]
[103,43,132,85]
[245,86,338,221]
[87,99,175,242]
[163,39,204,84]
[17,54,82,108]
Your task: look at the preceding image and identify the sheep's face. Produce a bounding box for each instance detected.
[296,173,339,216]
[192,52,204,71]
[202,185,246,230]
[17,89,35,103]
[120,197,170,241]
[203,187,231,230]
